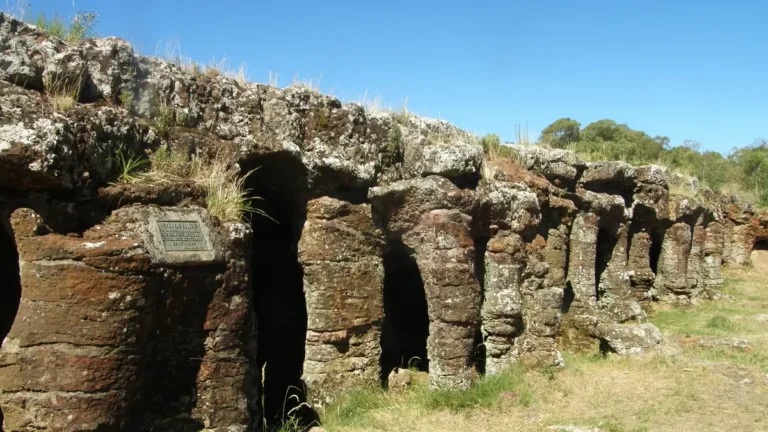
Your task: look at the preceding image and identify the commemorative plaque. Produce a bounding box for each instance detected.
[157,220,209,251]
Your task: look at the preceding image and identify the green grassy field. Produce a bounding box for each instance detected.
[312,268,768,432]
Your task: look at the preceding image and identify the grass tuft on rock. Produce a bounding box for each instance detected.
[33,10,97,43]
[43,71,82,112]
[111,146,273,222]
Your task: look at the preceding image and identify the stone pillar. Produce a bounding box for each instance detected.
[703,221,724,288]
[127,207,259,431]
[542,225,569,289]
[686,221,707,297]
[0,208,150,431]
[403,209,481,390]
[655,222,692,300]
[598,225,645,322]
[0,206,260,432]
[515,243,565,367]
[298,197,385,404]
[188,220,258,430]
[627,230,655,302]
[482,231,525,374]
[566,212,599,310]
[724,223,756,267]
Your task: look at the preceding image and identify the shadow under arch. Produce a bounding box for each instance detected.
[379,243,430,385]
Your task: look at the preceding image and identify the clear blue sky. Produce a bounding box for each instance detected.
[12,0,768,154]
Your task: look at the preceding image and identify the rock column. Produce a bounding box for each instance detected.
[298,197,386,404]
[403,209,481,389]
[566,212,599,310]
[703,221,725,288]
[0,209,150,431]
[627,230,655,302]
[482,231,525,374]
[655,222,692,300]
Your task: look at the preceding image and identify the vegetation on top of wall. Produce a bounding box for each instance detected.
[3,0,98,43]
[524,117,767,206]
[112,146,274,223]
[34,10,97,43]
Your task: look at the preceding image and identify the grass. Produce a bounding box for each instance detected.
[28,8,98,43]
[43,71,82,112]
[650,269,768,374]
[321,367,533,430]
[120,90,134,110]
[155,38,251,84]
[112,149,150,184]
[316,268,768,431]
[111,146,273,223]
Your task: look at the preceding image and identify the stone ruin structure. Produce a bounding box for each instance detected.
[1,12,768,431]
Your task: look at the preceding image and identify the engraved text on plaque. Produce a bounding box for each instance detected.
[157,220,209,251]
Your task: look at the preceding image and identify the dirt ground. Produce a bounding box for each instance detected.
[318,268,768,432]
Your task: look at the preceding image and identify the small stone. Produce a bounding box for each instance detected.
[387,368,413,392]
[548,426,600,432]
[696,337,752,351]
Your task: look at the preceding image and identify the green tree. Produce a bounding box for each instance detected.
[730,140,768,203]
[539,118,580,149]
[575,119,667,164]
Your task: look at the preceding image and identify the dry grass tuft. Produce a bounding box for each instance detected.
[112,146,273,222]
[43,71,82,112]
[155,39,251,84]
[290,75,323,92]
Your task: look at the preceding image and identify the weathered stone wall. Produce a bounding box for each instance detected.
[1,12,768,430]
[0,206,258,431]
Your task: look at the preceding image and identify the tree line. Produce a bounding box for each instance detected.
[486,118,768,207]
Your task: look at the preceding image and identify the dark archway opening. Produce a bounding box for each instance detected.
[241,153,316,429]
[0,218,20,342]
[0,217,20,430]
[561,281,575,313]
[595,227,619,300]
[472,236,488,375]
[649,227,665,275]
[380,244,430,385]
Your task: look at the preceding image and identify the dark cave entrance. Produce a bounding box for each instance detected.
[561,281,575,313]
[380,245,430,385]
[595,226,619,300]
[241,152,315,428]
[0,217,20,429]
[472,236,488,376]
[0,218,20,342]
[649,227,665,275]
